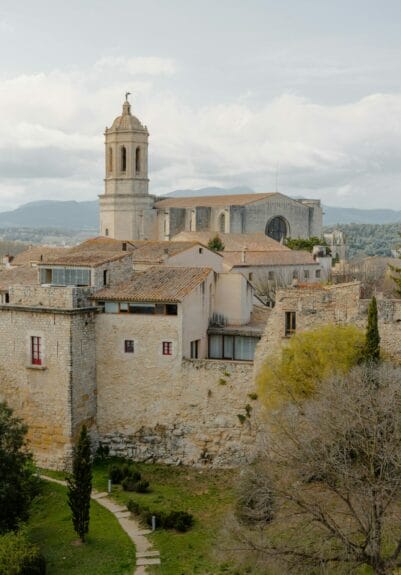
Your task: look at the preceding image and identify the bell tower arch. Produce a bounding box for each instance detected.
[99,95,156,240]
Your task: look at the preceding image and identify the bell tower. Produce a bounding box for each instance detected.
[99,95,156,240]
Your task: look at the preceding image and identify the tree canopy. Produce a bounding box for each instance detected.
[0,402,37,534]
[67,425,92,543]
[207,234,225,252]
[257,324,365,408]
[232,363,401,575]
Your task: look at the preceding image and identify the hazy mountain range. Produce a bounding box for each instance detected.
[0,189,401,229]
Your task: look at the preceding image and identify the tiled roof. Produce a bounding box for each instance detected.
[155,193,276,209]
[222,250,317,268]
[130,241,215,263]
[173,231,289,252]
[12,245,68,266]
[40,251,132,268]
[93,266,212,302]
[0,265,38,290]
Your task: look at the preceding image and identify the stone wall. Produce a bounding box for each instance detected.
[9,285,94,309]
[92,254,133,289]
[98,358,260,467]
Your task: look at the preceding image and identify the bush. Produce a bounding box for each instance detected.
[108,462,141,485]
[122,478,149,493]
[126,499,194,532]
[0,529,46,574]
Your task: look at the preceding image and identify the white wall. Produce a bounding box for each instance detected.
[214,273,253,325]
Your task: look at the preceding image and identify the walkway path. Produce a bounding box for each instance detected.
[41,475,160,575]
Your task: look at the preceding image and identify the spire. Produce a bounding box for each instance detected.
[122,92,131,116]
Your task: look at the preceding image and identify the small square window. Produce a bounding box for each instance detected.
[124,340,134,353]
[162,341,173,356]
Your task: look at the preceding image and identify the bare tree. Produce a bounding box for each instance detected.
[228,363,401,575]
[253,270,289,307]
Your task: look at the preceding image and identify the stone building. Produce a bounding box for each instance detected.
[99,97,323,243]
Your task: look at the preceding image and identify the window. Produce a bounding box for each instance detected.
[285,311,296,337]
[190,340,200,359]
[105,228,109,237]
[268,270,275,281]
[265,216,288,242]
[103,270,109,286]
[124,340,134,353]
[208,335,260,361]
[198,247,203,254]
[162,341,173,356]
[5,293,9,303]
[304,269,310,279]
[31,336,42,365]
[121,146,127,172]
[135,147,140,173]
[165,304,178,316]
[292,270,298,279]
[108,147,113,173]
[218,213,226,233]
[316,269,321,278]
[40,267,91,287]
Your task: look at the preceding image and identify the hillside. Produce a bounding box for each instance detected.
[324,223,401,259]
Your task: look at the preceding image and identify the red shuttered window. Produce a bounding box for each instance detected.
[31,336,42,365]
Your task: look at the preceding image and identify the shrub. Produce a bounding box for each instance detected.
[122,478,149,493]
[108,462,141,485]
[0,529,46,575]
[126,499,194,532]
[95,442,110,461]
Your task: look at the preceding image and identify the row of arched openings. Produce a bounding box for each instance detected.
[108,146,141,174]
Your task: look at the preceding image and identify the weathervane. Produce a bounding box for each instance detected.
[125,91,131,103]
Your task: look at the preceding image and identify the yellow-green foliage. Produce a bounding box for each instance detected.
[258,324,365,409]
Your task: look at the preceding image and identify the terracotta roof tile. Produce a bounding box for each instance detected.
[12,245,68,266]
[155,192,276,209]
[223,250,317,268]
[93,266,212,302]
[173,231,289,252]
[41,251,132,268]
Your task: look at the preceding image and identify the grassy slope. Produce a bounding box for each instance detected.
[91,460,238,575]
[27,481,135,575]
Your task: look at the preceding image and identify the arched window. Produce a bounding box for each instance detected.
[121,146,127,172]
[265,216,288,242]
[108,147,113,173]
[218,213,226,233]
[135,147,141,174]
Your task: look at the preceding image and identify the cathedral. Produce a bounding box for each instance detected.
[99,97,323,242]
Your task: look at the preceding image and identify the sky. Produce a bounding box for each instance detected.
[1,0,401,211]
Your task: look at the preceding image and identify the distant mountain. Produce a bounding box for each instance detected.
[165,186,254,198]
[0,200,99,229]
[323,205,401,225]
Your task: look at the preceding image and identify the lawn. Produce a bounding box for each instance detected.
[91,459,240,575]
[27,480,135,575]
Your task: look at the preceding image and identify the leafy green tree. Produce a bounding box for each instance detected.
[257,324,365,408]
[207,234,225,252]
[0,402,37,534]
[285,236,330,254]
[67,425,92,543]
[363,296,380,363]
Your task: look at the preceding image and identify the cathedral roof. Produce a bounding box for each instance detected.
[154,192,277,209]
[172,232,288,252]
[93,266,212,302]
[107,100,147,133]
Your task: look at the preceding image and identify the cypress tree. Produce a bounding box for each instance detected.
[67,425,92,543]
[363,296,380,363]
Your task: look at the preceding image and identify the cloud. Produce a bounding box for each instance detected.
[1,58,401,211]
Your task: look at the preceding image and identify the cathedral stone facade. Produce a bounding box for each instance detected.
[99,99,323,242]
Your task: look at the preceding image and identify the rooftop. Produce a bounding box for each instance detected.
[172,231,289,252]
[222,250,317,268]
[93,266,212,302]
[12,245,68,266]
[155,192,277,209]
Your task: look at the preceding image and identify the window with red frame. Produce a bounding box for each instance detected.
[31,336,42,365]
[162,341,172,356]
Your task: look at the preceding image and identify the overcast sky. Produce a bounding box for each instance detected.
[1,0,401,211]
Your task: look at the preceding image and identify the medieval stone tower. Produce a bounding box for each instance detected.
[99,96,156,240]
